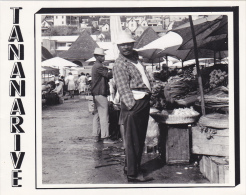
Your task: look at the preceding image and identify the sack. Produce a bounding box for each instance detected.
[145,116,160,147]
[199,113,229,129]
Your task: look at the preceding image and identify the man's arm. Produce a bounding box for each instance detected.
[97,66,113,79]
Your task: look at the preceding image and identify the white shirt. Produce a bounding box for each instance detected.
[132,61,151,100]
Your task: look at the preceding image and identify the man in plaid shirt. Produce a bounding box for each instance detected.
[113,31,153,182]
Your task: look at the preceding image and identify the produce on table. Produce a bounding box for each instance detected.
[209,69,228,89]
[153,107,200,124]
[197,86,228,112]
[153,68,169,82]
[164,75,197,103]
[170,106,199,116]
[150,81,167,110]
[183,65,196,79]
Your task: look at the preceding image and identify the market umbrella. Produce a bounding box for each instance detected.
[136,31,183,69]
[171,15,228,51]
[206,15,228,37]
[136,31,183,60]
[147,16,228,63]
[160,16,228,67]
[162,46,228,62]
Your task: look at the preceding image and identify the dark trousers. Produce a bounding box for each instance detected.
[121,97,150,176]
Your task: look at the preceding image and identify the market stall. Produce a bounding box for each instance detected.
[136,14,229,183]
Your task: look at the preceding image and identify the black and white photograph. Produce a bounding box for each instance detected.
[0,1,246,194]
[37,9,235,186]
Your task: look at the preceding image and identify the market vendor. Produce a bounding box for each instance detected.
[113,31,153,182]
[51,80,64,104]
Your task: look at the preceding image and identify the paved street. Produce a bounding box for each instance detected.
[42,95,209,185]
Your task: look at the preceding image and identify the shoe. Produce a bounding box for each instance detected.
[127,174,154,182]
[93,136,101,142]
[103,138,115,144]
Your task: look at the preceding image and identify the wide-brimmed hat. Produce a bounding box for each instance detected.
[94,48,106,55]
[115,31,136,45]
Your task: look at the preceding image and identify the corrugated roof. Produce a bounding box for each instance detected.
[134,27,159,49]
[58,30,99,60]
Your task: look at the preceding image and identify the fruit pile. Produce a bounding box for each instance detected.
[209,69,228,89]
[183,66,196,79]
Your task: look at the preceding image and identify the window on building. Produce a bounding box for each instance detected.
[56,16,58,19]
[62,21,64,24]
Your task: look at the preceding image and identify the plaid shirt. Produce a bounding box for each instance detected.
[113,51,152,110]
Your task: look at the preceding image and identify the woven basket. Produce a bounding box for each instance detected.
[165,113,200,124]
[199,113,229,129]
[150,112,200,124]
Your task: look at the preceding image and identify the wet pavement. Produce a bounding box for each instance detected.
[42,95,209,184]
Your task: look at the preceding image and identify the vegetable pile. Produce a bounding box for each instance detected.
[150,81,167,110]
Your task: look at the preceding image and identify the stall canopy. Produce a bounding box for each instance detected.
[42,57,79,68]
[162,47,228,62]
[171,15,228,51]
[136,15,228,62]
[41,66,59,75]
[156,15,228,63]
